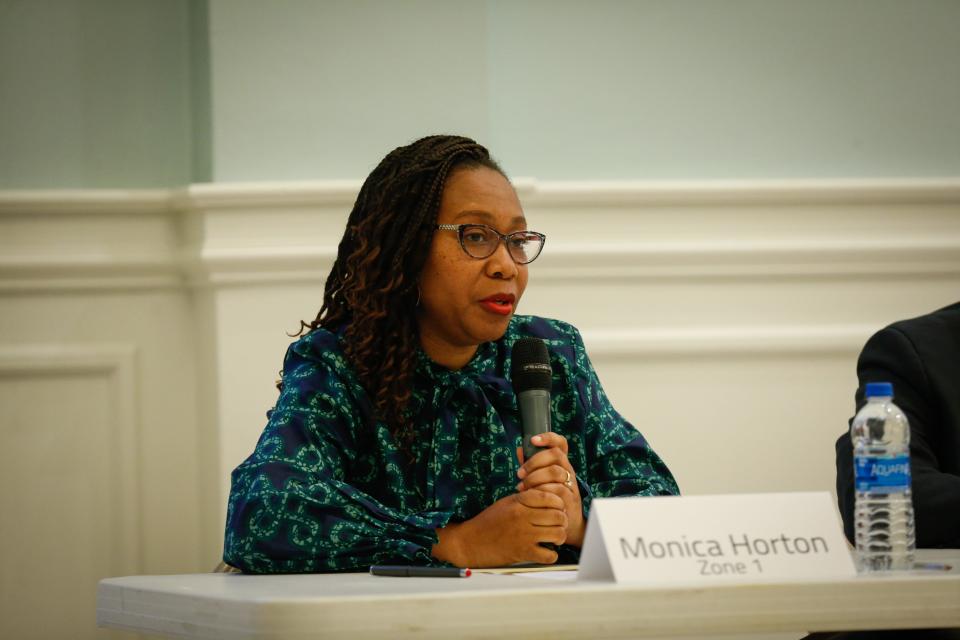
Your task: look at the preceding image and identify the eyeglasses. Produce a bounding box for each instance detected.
[436,224,546,265]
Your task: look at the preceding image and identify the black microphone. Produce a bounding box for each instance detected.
[511,337,553,461]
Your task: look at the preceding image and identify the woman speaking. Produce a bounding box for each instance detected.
[223,135,678,573]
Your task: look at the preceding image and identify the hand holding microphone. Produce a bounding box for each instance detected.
[431,338,584,567]
[511,338,586,549]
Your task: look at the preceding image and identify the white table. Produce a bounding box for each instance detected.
[98,550,960,639]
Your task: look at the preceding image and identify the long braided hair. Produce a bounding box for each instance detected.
[298,135,506,451]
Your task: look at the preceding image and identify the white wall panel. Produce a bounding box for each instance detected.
[0,346,139,639]
[0,191,203,635]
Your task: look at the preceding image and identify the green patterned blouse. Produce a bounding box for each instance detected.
[224,315,678,573]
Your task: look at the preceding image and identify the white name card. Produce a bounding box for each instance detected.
[578,492,855,585]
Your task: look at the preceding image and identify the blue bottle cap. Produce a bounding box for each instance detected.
[864,382,894,398]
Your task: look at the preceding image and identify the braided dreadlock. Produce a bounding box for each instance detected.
[297,135,506,452]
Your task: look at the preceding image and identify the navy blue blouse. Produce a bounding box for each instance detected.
[224,315,679,573]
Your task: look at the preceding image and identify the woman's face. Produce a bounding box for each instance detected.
[417,166,529,368]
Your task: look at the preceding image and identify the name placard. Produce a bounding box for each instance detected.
[578,492,855,584]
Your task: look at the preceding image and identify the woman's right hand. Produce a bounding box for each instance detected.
[432,490,568,568]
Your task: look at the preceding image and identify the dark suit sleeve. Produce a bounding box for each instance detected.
[836,326,960,548]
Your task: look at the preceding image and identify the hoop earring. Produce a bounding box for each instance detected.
[415,286,421,307]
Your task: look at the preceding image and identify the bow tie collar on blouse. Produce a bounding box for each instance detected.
[412,342,522,514]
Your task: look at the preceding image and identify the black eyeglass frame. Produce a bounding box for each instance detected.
[435,223,546,265]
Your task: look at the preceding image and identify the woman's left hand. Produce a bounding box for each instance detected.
[516,432,585,548]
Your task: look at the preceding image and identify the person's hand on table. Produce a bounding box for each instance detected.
[432,489,567,568]
[516,432,585,548]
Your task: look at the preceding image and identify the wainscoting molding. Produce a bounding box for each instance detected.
[581,325,873,358]
[3,179,959,290]
[0,189,180,292]
[0,343,142,575]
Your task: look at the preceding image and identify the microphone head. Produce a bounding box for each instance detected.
[511,337,552,393]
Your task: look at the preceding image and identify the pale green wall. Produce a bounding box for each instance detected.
[486,0,960,179]
[189,0,212,183]
[0,0,200,188]
[206,0,490,182]
[2,0,958,188]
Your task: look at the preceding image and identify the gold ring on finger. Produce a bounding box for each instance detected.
[564,470,573,489]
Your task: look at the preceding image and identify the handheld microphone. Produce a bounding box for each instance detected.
[511,338,553,461]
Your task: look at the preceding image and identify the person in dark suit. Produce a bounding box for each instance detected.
[836,301,960,549]
[806,303,960,640]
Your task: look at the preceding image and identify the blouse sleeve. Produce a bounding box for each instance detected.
[223,343,451,573]
[567,326,680,509]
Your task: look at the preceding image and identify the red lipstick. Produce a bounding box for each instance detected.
[479,293,515,316]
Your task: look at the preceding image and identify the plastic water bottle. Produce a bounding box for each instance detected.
[850,381,915,571]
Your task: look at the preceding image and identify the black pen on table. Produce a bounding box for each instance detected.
[370,565,471,578]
